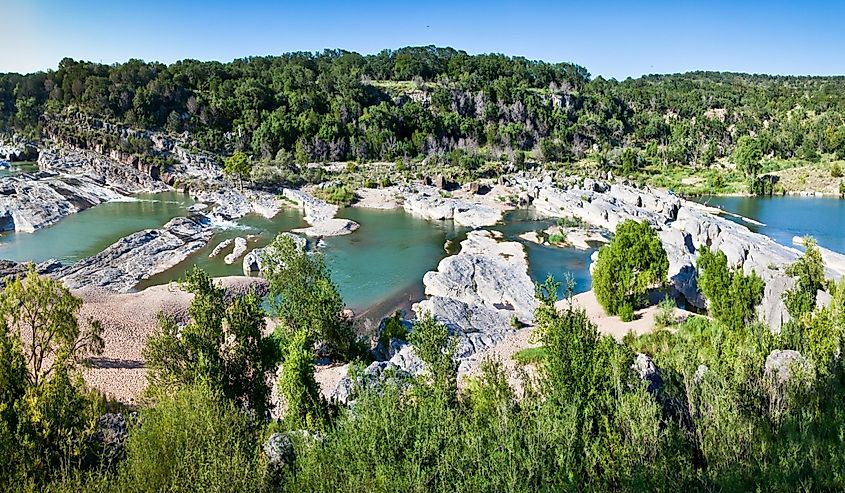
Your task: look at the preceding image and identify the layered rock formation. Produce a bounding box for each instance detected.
[282,189,358,237]
[0,171,124,232]
[530,177,845,330]
[57,216,213,292]
[39,146,169,194]
[403,188,502,228]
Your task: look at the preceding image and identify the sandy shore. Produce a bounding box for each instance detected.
[78,276,268,405]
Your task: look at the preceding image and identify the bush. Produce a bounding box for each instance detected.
[831,162,843,178]
[318,186,356,206]
[593,220,668,315]
[144,267,277,416]
[696,248,765,329]
[116,381,262,492]
[654,296,676,329]
[263,234,362,361]
[547,233,566,245]
[278,329,327,429]
[618,302,635,322]
[783,237,827,319]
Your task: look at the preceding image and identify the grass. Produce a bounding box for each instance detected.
[512,346,547,365]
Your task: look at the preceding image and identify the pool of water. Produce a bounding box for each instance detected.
[0,192,196,263]
[0,161,39,177]
[696,195,845,254]
[493,209,595,298]
[0,192,598,319]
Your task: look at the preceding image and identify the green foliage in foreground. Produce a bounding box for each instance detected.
[0,266,106,490]
[263,234,363,361]
[144,267,277,417]
[7,244,845,492]
[593,220,668,316]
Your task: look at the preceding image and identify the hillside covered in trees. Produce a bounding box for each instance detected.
[2,46,845,183]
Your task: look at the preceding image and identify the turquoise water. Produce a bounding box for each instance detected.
[697,196,845,254]
[493,209,595,297]
[0,161,39,177]
[0,192,196,263]
[135,208,307,289]
[0,193,597,317]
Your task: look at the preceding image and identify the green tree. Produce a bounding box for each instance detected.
[144,267,276,416]
[0,264,103,387]
[278,328,326,429]
[592,220,669,316]
[783,237,828,320]
[696,248,765,329]
[262,234,360,360]
[223,151,253,190]
[733,135,763,178]
[0,266,104,488]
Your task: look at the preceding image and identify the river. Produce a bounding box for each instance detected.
[697,195,845,254]
[0,192,598,321]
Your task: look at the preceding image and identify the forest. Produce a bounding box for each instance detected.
[2,46,845,181]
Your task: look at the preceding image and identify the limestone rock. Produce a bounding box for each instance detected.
[403,189,502,228]
[414,230,537,361]
[224,237,248,264]
[633,353,663,394]
[293,218,359,237]
[263,433,296,474]
[764,349,811,385]
[57,216,213,292]
[209,238,233,258]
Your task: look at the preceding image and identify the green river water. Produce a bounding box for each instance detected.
[0,192,597,320]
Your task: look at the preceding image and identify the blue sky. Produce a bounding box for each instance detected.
[2,0,844,78]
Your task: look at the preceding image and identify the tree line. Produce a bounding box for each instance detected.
[2,47,844,177]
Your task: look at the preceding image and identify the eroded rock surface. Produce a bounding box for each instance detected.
[403,188,502,228]
[57,216,213,292]
[414,230,537,359]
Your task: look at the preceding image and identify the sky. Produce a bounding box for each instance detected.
[2,0,844,78]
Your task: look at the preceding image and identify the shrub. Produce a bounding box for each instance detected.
[593,220,668,315]
[783,237,827,319]
[278,329,327,429]
[318,186,356,206]
[556,216,586,228]
[654,296,676,329]
[263,234,362,361]
[144,267,277,416]
[618,302,635,322]
[547,233,566,245]
[379,311,409,345]
[696,248,764,329]
[831,162,843,178]
[116,381,262,492]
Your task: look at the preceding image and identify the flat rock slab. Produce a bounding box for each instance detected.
[293,218,359,237]
[57,216,213,292]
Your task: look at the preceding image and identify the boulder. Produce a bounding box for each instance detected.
[633,353,663,394]
[764,349,811,385]
[209,238,233,258]
[263,433,296,474]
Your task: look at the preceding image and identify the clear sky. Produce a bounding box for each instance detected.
[2,0,844,78]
